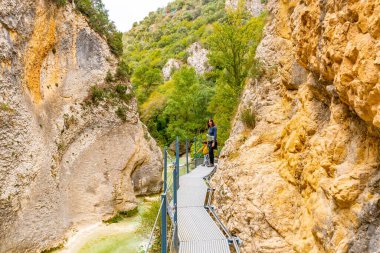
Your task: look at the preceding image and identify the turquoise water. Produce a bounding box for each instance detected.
[76,198,157,253]
[77,232,145,253]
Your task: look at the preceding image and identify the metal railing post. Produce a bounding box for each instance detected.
[173,164,177,224]
[194,137,196,160]
[175,136,180,190]
[161,193,167,253]
[173,165,178,250]
[186,139,189,174]
[164,147,167,192]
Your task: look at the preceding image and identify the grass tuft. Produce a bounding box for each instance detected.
[240,108,256,129]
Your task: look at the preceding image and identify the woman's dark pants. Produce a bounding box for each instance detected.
[208,142,215,165]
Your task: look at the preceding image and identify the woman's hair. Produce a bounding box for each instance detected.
[207,119,215,128]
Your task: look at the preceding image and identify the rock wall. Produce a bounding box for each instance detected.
[213,0,380,252]
[187,42,212,75]
[226,0,264,16]
[0,0,162,252]
[163,58,182,81]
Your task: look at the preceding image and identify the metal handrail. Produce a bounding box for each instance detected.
[204,188,242,253]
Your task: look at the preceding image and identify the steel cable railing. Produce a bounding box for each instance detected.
[144,197,165,253]
[144,142,180,253]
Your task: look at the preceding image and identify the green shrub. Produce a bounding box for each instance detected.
[107,31,123,57]
[115,85,133,102]
[115,85,128,94]
[240,108,256,129]
[105,71,114,83]
[91,86,105,102]
[115,60,131,81]
[115,107,127,121]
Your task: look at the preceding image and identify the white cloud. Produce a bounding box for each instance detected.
[102,0,174,32]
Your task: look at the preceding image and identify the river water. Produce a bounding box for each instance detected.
[57,197,158,253]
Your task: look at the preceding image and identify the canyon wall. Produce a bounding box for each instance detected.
[0,0,162,252]
[214,0,380,252]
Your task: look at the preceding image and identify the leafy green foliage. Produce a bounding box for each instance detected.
[123,0,226,89]
[207,8,266,145]
[123,0,226,145]
[115,60,131,81]
[139,67,213,145]
[123,0,265,148]
[164,67,214,140]
[88,84,133,122]
[131,66,163,103]
[208,7,266,94]
[208,81,239,146]
[74,0,123,56]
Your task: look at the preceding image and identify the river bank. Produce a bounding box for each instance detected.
[55,196,160,253]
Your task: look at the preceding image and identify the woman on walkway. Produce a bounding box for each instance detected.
[207,119,217,167]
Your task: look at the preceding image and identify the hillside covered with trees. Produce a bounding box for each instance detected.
[122,0,265,148]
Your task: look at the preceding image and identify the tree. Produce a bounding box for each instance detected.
[164,67,213,141]
[207,5,266,145]
[131,66,163,103]
[207,5,266,95]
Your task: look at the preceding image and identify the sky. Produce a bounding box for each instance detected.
[102,0,174,32]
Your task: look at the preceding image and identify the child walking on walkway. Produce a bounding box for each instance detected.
[197,141,210,166]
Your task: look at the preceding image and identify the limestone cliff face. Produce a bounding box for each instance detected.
[187,42,212,75]
[0,0,162,252]
[213,0,380,252]
[226,0,264,16]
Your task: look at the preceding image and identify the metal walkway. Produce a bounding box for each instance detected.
[177,165,230,253]
[144,138,240,253]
